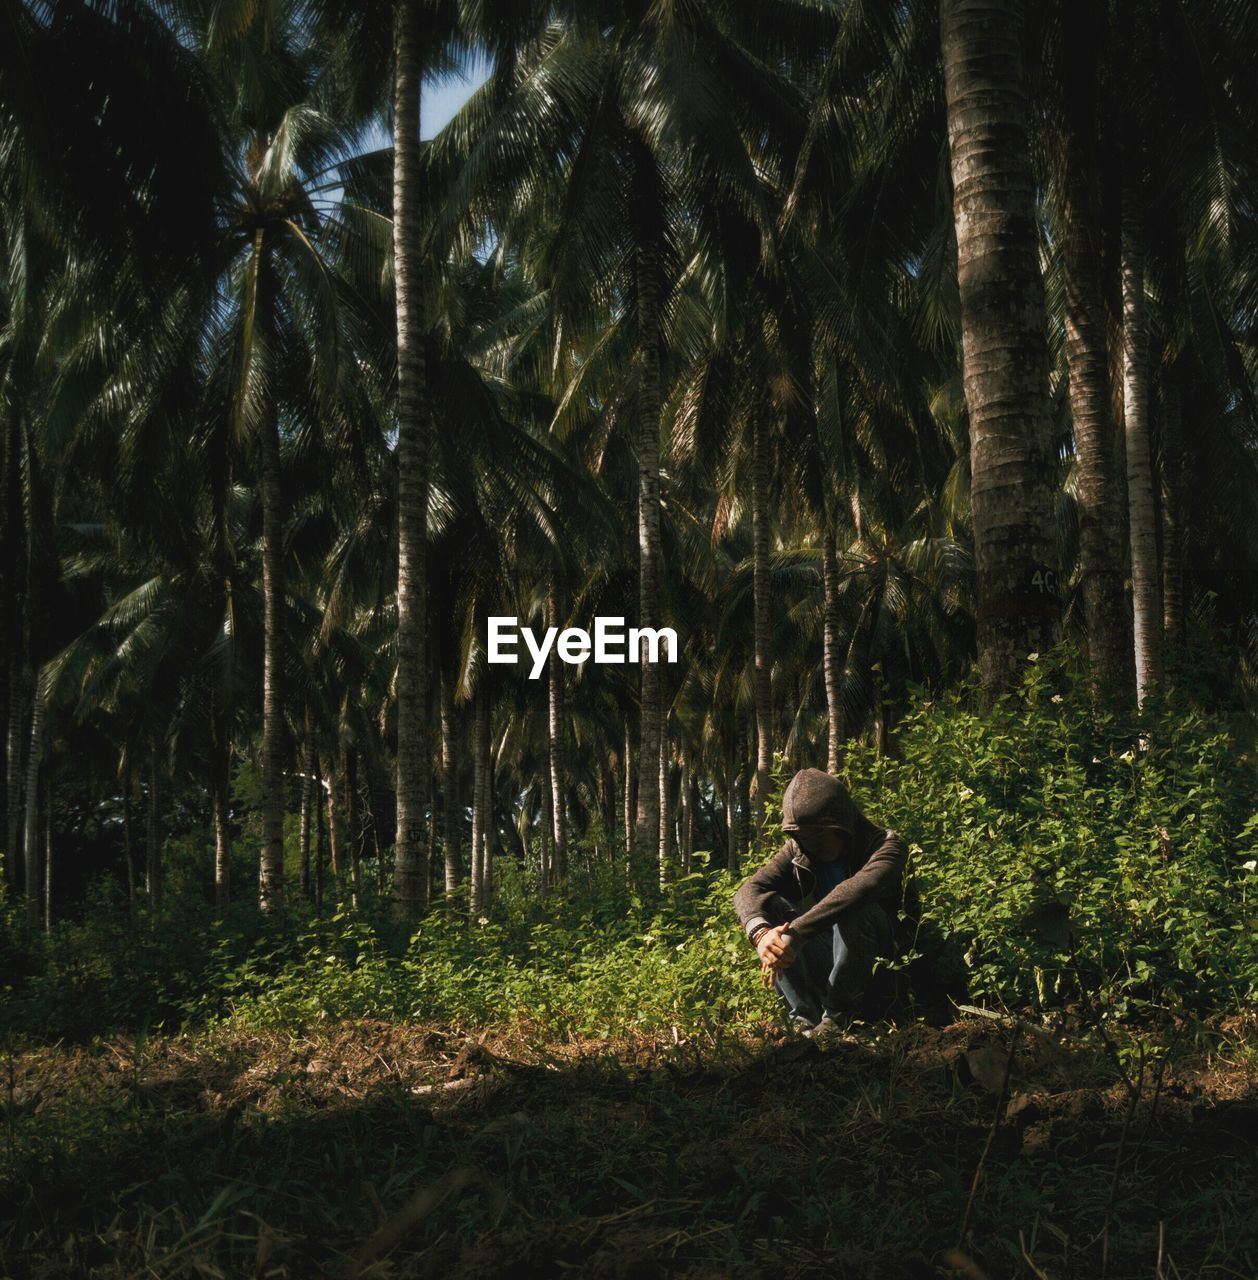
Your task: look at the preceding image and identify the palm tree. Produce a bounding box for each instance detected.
[939,0,1060,692]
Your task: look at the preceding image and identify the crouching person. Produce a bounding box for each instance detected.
[733,768,914,1038]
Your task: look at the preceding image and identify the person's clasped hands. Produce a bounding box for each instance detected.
[754,923,798,985]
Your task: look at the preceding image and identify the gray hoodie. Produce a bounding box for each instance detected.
[733,769,913,943]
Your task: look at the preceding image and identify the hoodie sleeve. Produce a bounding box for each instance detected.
[732,843,798,942]
[784,828,907,942]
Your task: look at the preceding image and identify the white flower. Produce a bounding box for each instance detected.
[957,784,974,800]
[1243,860,1257,872]
[1051,694,1063,703]
[1027,652,1040,661]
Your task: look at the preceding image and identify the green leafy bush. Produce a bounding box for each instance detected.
[841,648,1258,1016]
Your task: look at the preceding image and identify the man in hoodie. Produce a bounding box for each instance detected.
[732,768,914,1037]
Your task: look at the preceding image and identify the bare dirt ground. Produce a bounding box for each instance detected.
[3,1012,1256,1278]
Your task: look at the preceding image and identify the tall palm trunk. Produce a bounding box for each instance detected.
[469,680,489,917]
[258,384,286,912]
[392,0,429,918]
[22,672,46,927]
[822,529,843,773]
[1160,367,1186,655]
[940,0,1060,691]
[439,673,461,897]
[622,715,634,861]
[633,245,664,868]
[1060,141,1132,702]
[547,584,568,881]
[299,709,314,900]
[42,784,51,933]
[313,756,326,911]
[540,766,553,895]
[658,719,670,887]
[1121,206,1163,707]
[751,415,772,854]
[145,746,161,909]
[211,729,231,911]
[5,664,27,894]
[325,757,345,902]
[724,774,738,874]
[121,766,136,907]
[736,706,751,867]
[346,749,362,907]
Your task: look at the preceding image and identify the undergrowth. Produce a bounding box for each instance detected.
[1,647,1254,1043]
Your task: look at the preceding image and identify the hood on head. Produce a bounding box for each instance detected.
[781,768,856,834]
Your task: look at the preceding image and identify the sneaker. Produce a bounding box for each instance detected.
[803,1011,857,1046]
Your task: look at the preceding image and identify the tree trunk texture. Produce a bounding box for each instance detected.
[540,765,553,896]
[314,756,326,911]
[1121,206,1164,707]
[299,708,314,900]
[392,0,430,919]
[345,750,362,908]
[440,673,461,896]
[940,0,1060,691]
[622,715,634,862]
[547,584,568,882]
[822,529,843,773]
[633,245,664,866]
[121,767,136,907]
[42,781,51,933]
[212,738,232,911]
[751,414,773,856]
[1160,365,1187,658]
[724,781,738,874]
[257,381,286,912]
[5,664,27,895]
[324,760,346,902]
[470,680,489,917]
[1059,129,1133,703]
[145,747,161,909]
[736,707,751,868]
[24,684,44,925]
[658,720,670,888]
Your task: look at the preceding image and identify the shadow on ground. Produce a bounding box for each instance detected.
[2,1014,1255,1278]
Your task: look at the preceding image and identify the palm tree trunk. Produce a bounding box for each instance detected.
[470,681,488,917]
[1121,205,1163,708]
[1061,143,1132,703]
[738,708,752,866]
[314,756,326,911]
[439,673,461,897]
[23,675,45,927]
[680,752,693,873]
[392,0,430,920]
[623,715,634,862]
[940,0,1060,691]
[121,766,136,907]
[298,707,313,900]
[42,782,51,933]
[145,746,161,909]
[751,415,773,855]
[5,664,26,895]
[633,245,664,867]
[822,529,843,773]
[325,758,345,903]
[346,750,362,908]
[211,737,231,911]
[258,394,286,911]
[724,779,738,874]
[658,719,670,888]
[547,584,568,882]
[1160,364,1186,659]
[540,767,553,896]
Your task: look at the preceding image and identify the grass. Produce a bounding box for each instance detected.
[2,1009,1255,1279]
